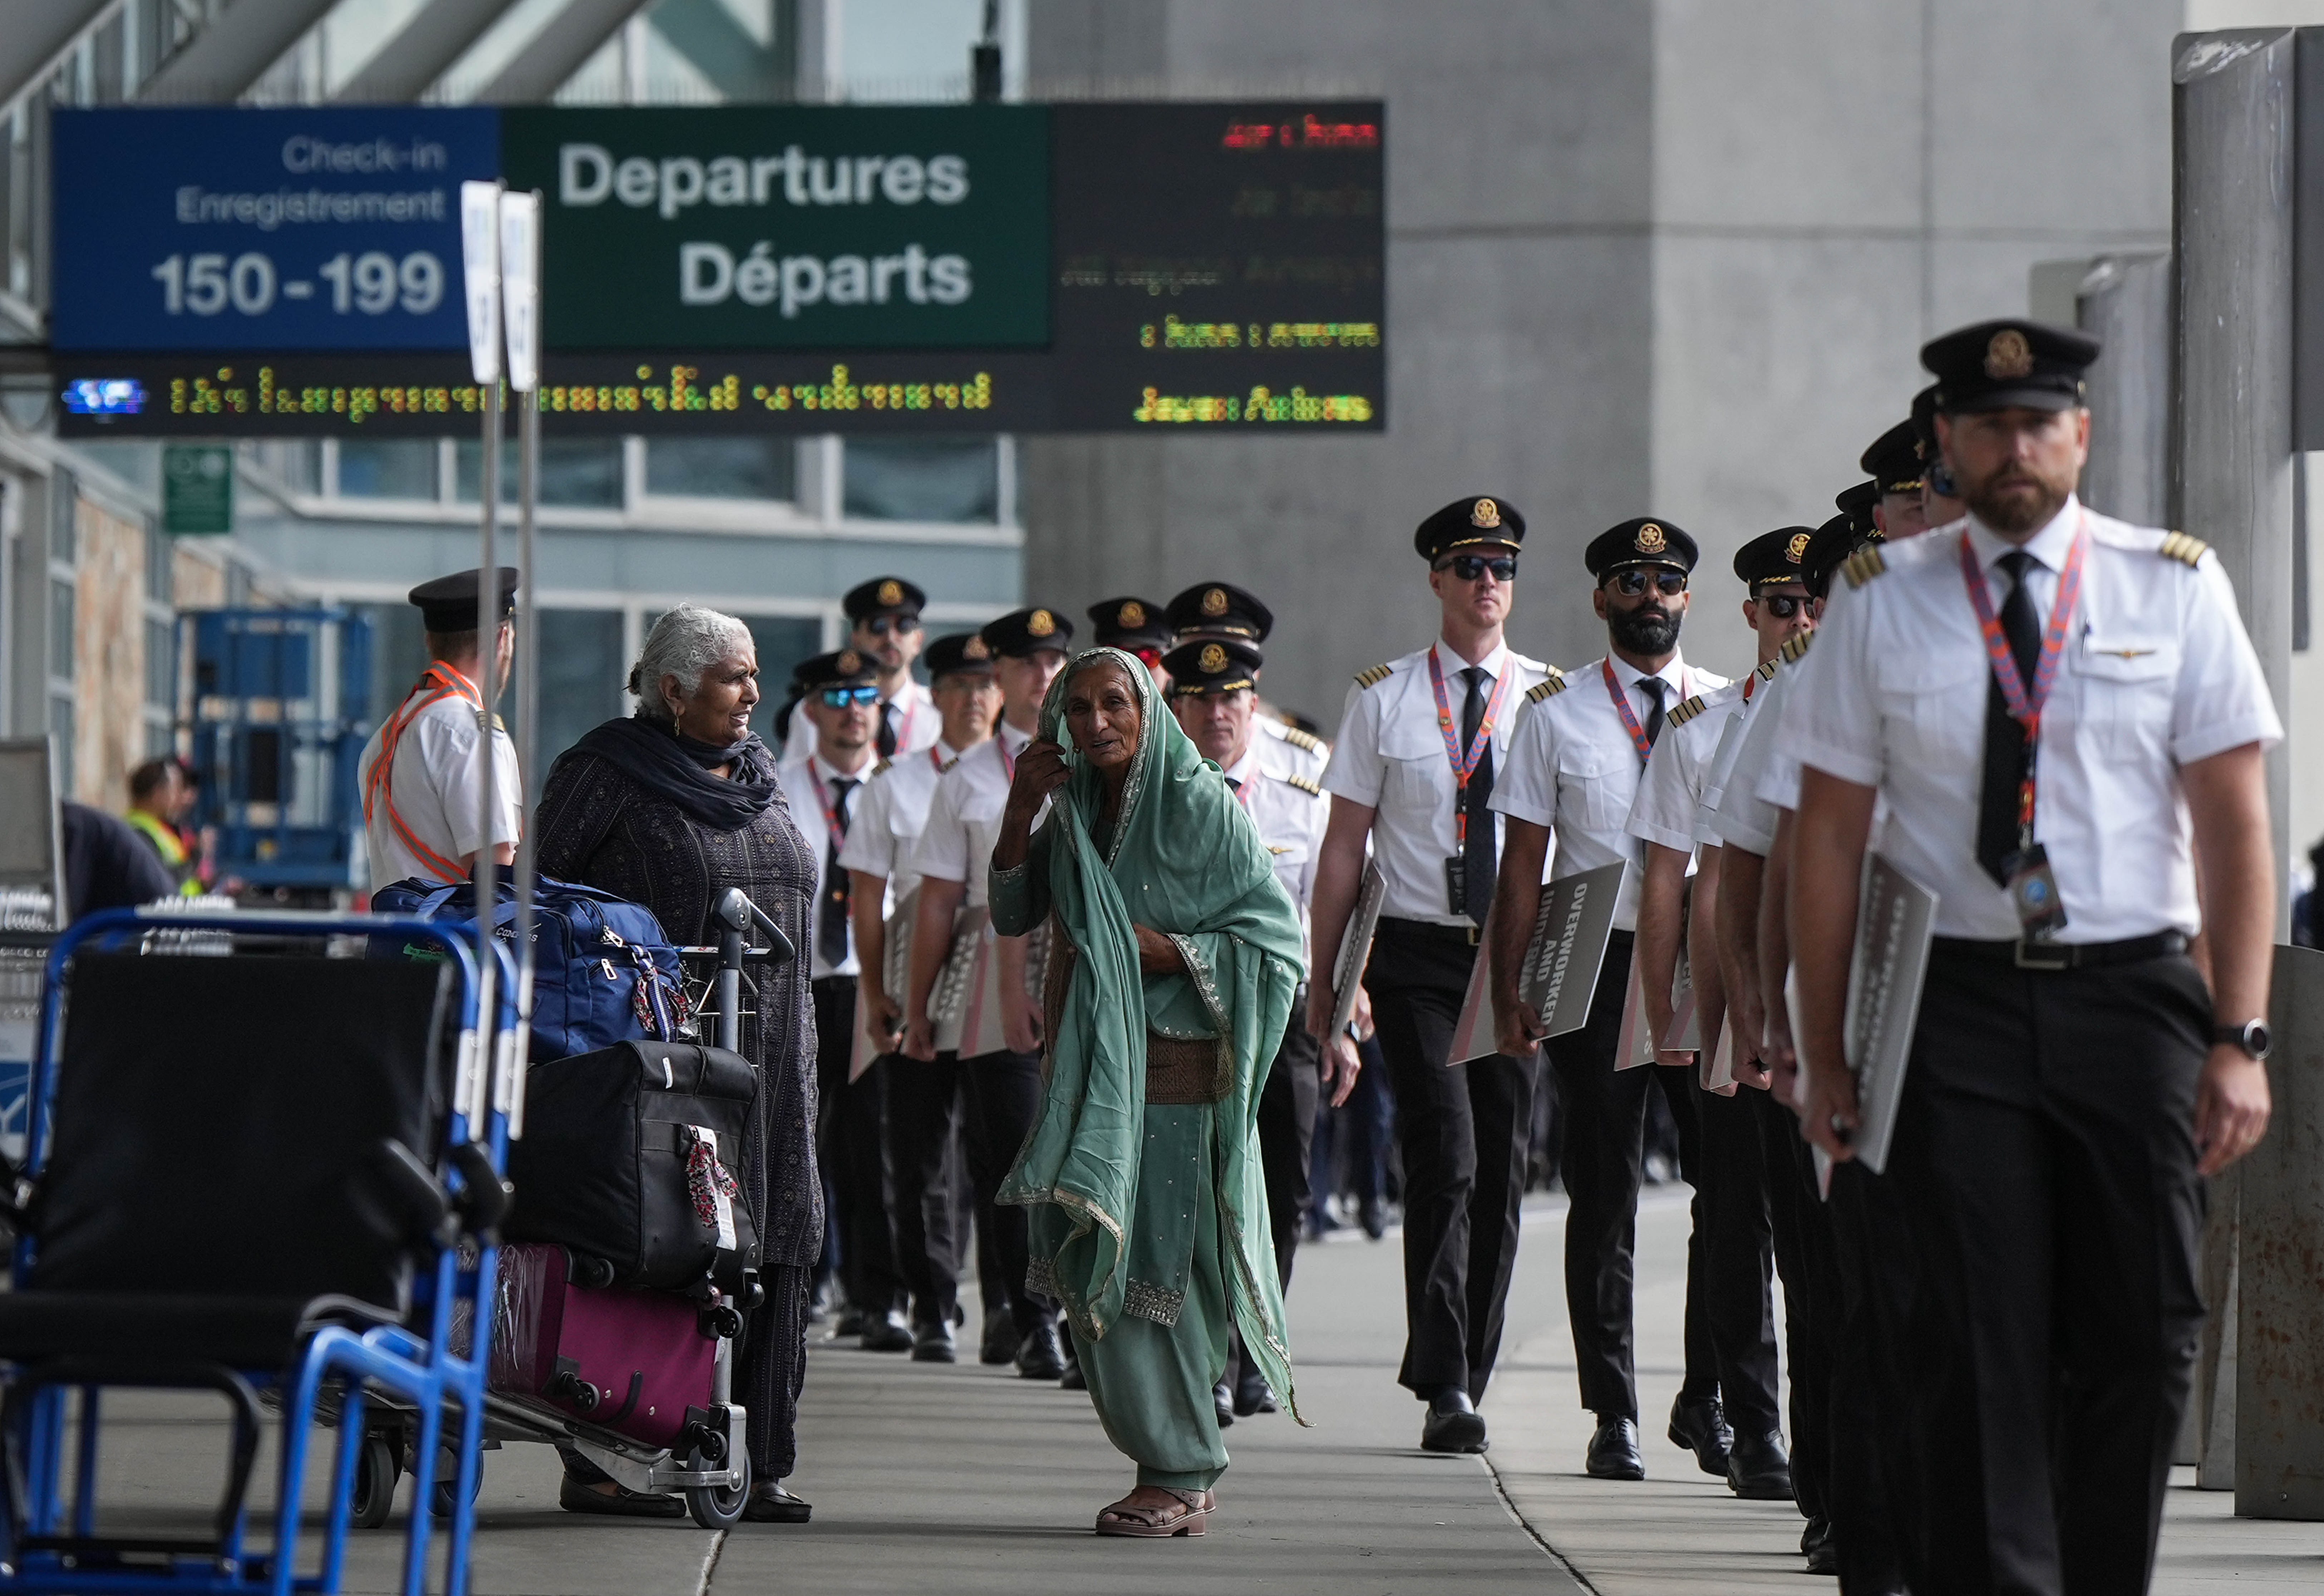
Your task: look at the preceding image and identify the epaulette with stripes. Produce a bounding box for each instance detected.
[1780,631,1815,664]
[939,754,962,773]
[1283,772,1323,796]
[1755,658,1779,681]
[1353,663,1393,689]
[1280,724,1325,752]
[1841,547,1887,588]
[2159,530,2209,568]
[1524,676,1569,704]
[1666,694,1709,728]
[873,758,893,776]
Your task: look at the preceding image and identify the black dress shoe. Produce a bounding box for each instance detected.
[742,1483,812,1523]
[1585,1414,1645,1479]
[1233,1369,1277,1416]
[911,1318,957,1362]
[833,1306,867,1339]
[1208,1378,1235,1427]
[1420,1388,1488,1454]
[1015,1322,1066,1380]
[1667,1392,1732,1476]
[860,1309,914,1352]
[558,1476,684,1517]
[1804,1537,1840,1576]
[1726,1429,1794,1500]
[1800,1514,1828,1556]
[1059,1355,1086,1390]
[979,1305,1016,1365]
[1359,1199,1387,1240]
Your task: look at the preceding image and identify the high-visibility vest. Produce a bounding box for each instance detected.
[363,662,486,886]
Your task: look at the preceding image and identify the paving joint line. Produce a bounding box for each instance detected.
[1474,1453,1600,1595]
[692,1525,729,1596]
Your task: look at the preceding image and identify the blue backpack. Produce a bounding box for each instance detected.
[371,874,690,1062]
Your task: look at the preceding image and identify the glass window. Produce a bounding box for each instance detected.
[49,698,74,797]
[357,602,432,731]
[49,579,74,681]
[842,436,998,523]
[733,614,823,750]
[146,617,173,709]
[644,437,796,502]
[147,524,173,605]
[454,438,624,509]
[338,438,438,500]
[523,610,627,800]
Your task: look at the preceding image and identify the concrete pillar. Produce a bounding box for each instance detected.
[2237,944,2324,1518]
[2172,24,2301,1496]
[2077,252,2172,526]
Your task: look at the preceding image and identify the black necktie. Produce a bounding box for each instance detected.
[1225,775,1242,794]
[818,776,857,964]
[1976,550,2043,886]
[876,699,897,760]
[1460,666,1496,925]
[1638,676,1668,750]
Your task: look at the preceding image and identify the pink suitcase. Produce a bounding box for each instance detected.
[488,1242,716,1449]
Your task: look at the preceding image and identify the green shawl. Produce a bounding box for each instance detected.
[994,647,1308,1420]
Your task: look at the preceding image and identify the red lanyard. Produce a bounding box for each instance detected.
[889,692,916,748]
[1426,648,1511,845]
[811,768,854,854]
[1600,659,1683,766]
[1743,671,1758,704]
[1229,764,1258,812]
[929,745,946,773]
[996,735,1018,784]
[1959,520,2087,845]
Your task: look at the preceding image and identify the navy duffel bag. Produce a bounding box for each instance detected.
[372,873,689,1061]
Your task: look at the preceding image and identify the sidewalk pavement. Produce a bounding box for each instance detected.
[62,1183,2324,1593]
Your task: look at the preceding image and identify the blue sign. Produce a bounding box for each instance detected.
[50,107,498,352]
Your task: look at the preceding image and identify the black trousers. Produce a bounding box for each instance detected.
[1885,944,2208,1596]
[812,976,902,1318]
[1824,1158,1910,1594]
[1546,931,1718,1420]
[1696,1079,1819,1490]
[1257,991,1321,1287]
[884,1051,961,1325]
[1367,918,1537,1402]
[952,1046,1054,1336]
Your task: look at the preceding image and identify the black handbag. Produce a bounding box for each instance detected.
[504,1041,761,1290]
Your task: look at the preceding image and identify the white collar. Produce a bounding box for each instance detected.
[1967,494,2081,573]
[1221,744,1262,786]
[1432,636,1511,681]
[932,738,959,764]
[998,720,1034,753]
[812,752,872,787]
[1603,650,1687,695]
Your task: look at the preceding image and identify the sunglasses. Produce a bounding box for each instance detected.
[1927,461,1958,499]
[1757,593,1809,619]
[1608,569,1688,598]
[819,685,880,707]
[1436,555,1517,582]
[862,613,921,637]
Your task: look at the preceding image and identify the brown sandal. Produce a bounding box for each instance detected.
[1094,1487,1212,1537]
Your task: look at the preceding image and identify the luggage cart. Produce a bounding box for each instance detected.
[351,887,792,1532]
[0,903,515,1596]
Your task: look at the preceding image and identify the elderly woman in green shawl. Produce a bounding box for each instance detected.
[989,645,1306,1538]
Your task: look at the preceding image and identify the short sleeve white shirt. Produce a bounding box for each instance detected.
[779,753,875,979]
[1225,740,1329,969]
[1628,676,1750,855]
[1786,497,2283,941]
[1319,638,1558,925]
[359,679,522,889]
[837,738,960,909]
[911,721,1033,907]
[1490,652,1727,931]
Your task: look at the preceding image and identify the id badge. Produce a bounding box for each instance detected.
[2003,843,2069,938]
[1443,856,1467,918]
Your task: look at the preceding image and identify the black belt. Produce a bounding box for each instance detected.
[1932,930,2188,972]
[1377,915,1483,947]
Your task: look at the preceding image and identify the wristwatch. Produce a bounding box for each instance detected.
[2213,1019,2271,1061]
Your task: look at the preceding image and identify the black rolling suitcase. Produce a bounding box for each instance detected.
[504,1040,761,1290]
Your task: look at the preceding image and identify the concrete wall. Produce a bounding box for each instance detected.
[1019,0,2182,718]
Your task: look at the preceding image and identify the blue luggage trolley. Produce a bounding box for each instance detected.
[0,906,516,1596]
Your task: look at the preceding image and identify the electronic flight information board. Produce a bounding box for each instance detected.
[52,102,1384,437]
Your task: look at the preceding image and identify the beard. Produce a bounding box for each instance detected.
[1961,463,2071,536]
[1609,602,1682,656]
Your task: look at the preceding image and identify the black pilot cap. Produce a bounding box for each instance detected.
[1415,496,1525,561]
[794,648,880,692]
[1834,480,1880,539]
[1087,597,1172,653]
[1733,527,1816,592]
[1162,637,1264,697]
[409,566,518,634]
[924,631,995,681]
[1801,514,1871,600]
[1165,581,1274,643]
[1860,421,1924,496]
[1584,518,1697,578]
[1921,318,2100,414]
[979,606,1075,658]
[843,575,926,622]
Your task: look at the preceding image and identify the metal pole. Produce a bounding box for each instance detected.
[511,339,539,1136]
[473,375,501,1130]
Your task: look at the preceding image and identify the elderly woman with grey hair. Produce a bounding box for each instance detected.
[535,603,822,1524]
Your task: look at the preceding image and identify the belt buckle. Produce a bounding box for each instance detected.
[1466,924,1481,947]
[2014,939,2071,972]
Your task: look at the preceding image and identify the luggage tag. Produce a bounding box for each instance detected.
[687,1127,739,1251]
[2002,843,2068,939]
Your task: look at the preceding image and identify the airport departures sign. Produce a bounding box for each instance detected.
[51,102,1385,436]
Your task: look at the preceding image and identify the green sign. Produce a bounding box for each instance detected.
[162,444,234,534]
[503,105,1050,352]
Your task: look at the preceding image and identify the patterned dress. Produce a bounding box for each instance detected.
[535,747,822,1482]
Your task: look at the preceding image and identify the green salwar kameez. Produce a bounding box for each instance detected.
[989,648,1307,1493]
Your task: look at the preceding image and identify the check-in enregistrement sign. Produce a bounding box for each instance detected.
[50,107,498,351]
[500,105,1048,350]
